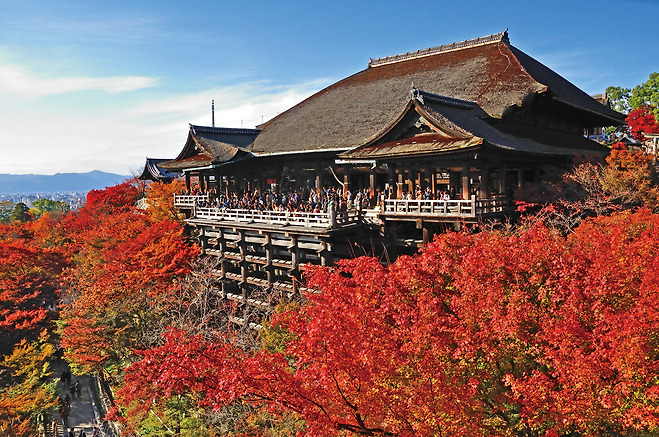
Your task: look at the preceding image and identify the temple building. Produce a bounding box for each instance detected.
[137,158,181,182]
[159,31,624,327]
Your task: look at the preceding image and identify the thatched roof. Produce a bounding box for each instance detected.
[251,31,623,156]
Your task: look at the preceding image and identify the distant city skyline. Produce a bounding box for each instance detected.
[0,0,656,175]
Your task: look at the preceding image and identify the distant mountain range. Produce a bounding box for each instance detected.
[0,171,130,194]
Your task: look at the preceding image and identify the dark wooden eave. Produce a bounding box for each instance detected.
[137,158,181,181]
[161,125,259,171]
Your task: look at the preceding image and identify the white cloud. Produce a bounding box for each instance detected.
[0,62,158,97]
[0,78,331,175]
[127,78,330,128]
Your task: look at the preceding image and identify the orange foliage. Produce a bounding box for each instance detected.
[118,209,659,436]
[144,178,186,222]
[57,182,199,373]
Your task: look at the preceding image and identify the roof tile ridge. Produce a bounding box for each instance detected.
[368,30,509,68]
[189,124,261,135]
[410,88,479,109]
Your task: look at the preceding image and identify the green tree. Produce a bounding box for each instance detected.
[605,85,631,114]
[608,73,659,122]
[30,199,68,218]
[9,203,30,223]
[629,72,659,120]
[0,201,13,224]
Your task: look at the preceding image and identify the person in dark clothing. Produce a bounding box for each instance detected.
[74,380,81,399]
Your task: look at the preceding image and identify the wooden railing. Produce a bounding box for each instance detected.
[174,194,210,207]
[382,196,511,218]
[177,195,512,227]
[193,206,361,228]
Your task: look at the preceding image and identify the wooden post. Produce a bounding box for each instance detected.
[462,163,471,200]
[265,233,273,287]
[499,164,508,195]
[239,230,247,299]
[422,222,433,247]
[480,164,490,201]
[427,164,435,195]
[218,228,227,299]
[289,236,299,294]
[319,239,330,266]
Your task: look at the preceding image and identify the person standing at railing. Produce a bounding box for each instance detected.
[441,191,450,213]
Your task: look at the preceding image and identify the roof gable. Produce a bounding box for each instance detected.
[137,158,181,181]
[341,89,609,160]
[162,125,259,170]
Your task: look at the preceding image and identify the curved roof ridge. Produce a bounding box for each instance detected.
[411,88,478,109]
[369,30,509,68]
[189,124,261,135]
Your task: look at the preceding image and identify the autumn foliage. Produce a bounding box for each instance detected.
[627,106,659,141]
[57,180,199,373]
[116,209,659,436]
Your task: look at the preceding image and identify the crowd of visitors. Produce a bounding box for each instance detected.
[184,185,455,213]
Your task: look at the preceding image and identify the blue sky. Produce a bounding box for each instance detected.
[0,0,656,175]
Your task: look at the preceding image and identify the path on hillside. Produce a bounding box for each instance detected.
[52,360,106,437]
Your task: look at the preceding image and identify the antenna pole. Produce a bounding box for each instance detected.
[212,100,215,127]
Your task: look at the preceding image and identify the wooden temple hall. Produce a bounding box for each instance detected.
[159,31,624,325]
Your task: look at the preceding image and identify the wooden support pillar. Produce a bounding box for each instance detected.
[185,173,191,192]
[218,228,227,298]
[294,167,302,190]
[319,239,331,266]
[449,171,458,198]
[199,228,207,253]
[499,164,508,195]
[239,230,247,299]
[462,163,471,200]
[369,170,376,195]
[289,236,299,294]
[480,164,490,200]
[422,222,433,247]
[264,234,273,287]
[387,166,395,198]
[343,173,350,194]
[426,164,434,194]
[517,168,524,187]
[397,171,404,198]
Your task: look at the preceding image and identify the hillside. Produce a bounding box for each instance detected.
[0,171,130,194]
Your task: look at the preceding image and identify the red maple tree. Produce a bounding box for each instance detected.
[626,106,659,141]
[115,209,659,436]
[57,181,199,373]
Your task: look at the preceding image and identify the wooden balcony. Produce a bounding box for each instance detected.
[380,196,511,221]
[174,194,210,207]
[175,195,513,228]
